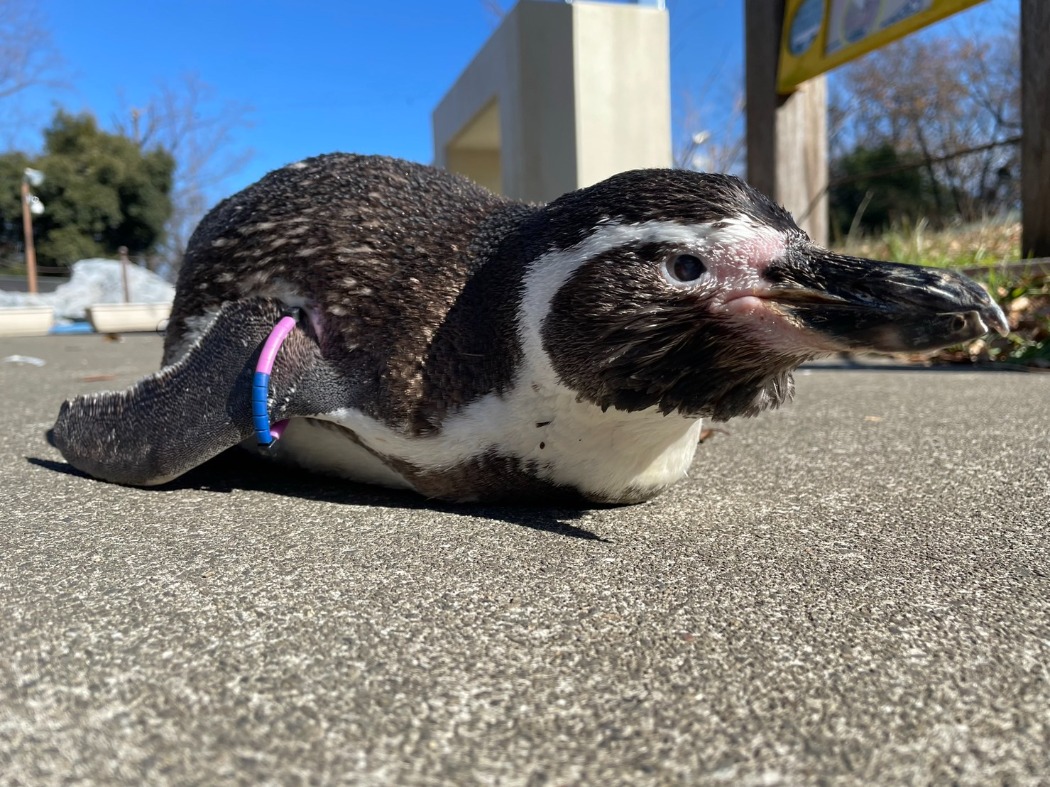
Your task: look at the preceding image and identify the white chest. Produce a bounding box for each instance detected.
[271,372,703,503]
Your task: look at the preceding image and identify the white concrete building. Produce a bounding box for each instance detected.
[433,0,671,203]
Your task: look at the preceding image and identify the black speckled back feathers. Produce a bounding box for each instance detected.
[167,154,535,432]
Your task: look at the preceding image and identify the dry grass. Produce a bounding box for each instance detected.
[834,216,1022,270]
[833,218,1048,368]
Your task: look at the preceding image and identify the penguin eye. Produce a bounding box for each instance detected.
[664,254,708,285]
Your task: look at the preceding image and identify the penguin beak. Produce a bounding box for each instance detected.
[760,248,1009,353]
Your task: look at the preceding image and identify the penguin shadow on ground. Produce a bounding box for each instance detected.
[28,450,610,542]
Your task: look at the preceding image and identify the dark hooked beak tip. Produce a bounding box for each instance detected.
[765,249,1011,354]
[982,301,1011,337]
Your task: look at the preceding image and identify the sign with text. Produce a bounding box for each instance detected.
[777,0,984,92]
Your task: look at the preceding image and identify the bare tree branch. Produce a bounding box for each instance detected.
[830,11,1020,222]
[0,0,64,133]
[0,1,62,99]
[480,0,507,24]
[112,74,254,273]
[673,70,746,175]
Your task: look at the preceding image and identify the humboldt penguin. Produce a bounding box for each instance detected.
[50,154,1008,504]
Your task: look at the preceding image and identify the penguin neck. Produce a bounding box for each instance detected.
[500,351,704,504]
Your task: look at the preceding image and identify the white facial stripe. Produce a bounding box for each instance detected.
[520,221,701,385]
[518,217,790,379]
[706,216,791,276]
[713,215,790,251]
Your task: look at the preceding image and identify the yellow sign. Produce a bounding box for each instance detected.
[778,0,985,93]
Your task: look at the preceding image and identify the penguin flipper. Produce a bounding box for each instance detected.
[50,298,357,486]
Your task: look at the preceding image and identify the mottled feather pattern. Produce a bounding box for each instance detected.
[166,156,800,434]
[167,154,533,431]
[51,153,1004,503]
[544,240,803,419]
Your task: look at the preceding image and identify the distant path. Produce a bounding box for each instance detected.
[0,274,68,293]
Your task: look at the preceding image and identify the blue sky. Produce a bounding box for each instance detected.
[13,0,744,196]
[11,0,1008,201]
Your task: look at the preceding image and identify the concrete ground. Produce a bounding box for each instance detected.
[1,333,1048,785]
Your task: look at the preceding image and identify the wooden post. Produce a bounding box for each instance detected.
[1021,0,1049,258]
[745,0,828,246]
[20,178,38,295]
[118,246,131,303]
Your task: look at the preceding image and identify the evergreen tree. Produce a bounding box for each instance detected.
[0,151,31,264]
[2,110,175,268]
[829,144,943,239]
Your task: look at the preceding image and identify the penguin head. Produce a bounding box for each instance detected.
[521,169,1008,421]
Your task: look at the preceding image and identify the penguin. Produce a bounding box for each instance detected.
[50,154,1009,504]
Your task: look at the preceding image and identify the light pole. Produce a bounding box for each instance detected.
[20,168,45,295]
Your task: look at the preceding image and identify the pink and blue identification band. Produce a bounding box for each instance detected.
[252,314,297,447]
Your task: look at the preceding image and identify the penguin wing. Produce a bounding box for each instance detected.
[50,298,362,486]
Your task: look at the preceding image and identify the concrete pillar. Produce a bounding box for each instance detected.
[433,0,671,204]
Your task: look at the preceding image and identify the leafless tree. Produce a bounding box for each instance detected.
[829,10,1020,221]
[0,0,64,145]
[480,0,507,24]
[0,0,62,101]
[113,74,254,273]
[669,0,746,176]
[673,85,746,174]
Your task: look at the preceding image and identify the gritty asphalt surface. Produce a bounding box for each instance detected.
[1,332,1048,785]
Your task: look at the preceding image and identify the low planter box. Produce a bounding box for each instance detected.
[87,303,171,334]
[0,306,54,337]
